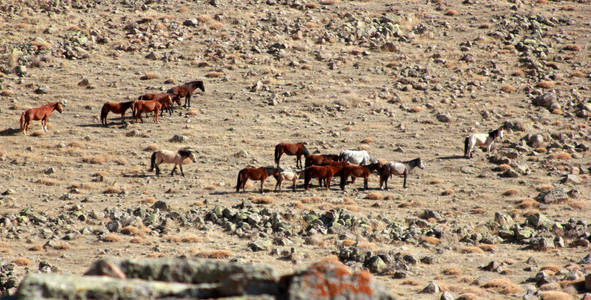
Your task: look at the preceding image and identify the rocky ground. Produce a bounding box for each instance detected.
[0,0,590,299]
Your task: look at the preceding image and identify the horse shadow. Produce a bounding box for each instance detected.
[121,173,151,178]
[437,155,466,160]
[0,128,21,136]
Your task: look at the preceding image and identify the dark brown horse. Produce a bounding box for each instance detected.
[100,101,135,126]
[274,142,310,169]
[20,101,63,136]
[304,165,343,190]
[167,80,205,108]
[236,167,280,193]
[138,93,181,116]
[305,153,341,167]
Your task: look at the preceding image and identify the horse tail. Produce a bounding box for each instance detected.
[149,151,157,172]
[274,144,281,166]
[100,104,108,125]
[19,112,25,130]
[236,169,243,192]
[464,136,470,157]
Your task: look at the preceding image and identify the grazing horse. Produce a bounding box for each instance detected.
[274,168,303,192]
[100,101,135,126]
[304,165,343,190]
[167,80,205,108]
[464,127,504,158]
[20,101,63,136]
[340,165,373,190]
[149,148,197,176]
[305,153,341,167]
[274,142,310,169]
[339,150,378,166]
[138,93,181,116]
[133,96,172,123]
[379,158,425,190]
[236,167,280,193]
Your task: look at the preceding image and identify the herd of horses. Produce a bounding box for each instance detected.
[16,79,508,194]
[238,143,426,193]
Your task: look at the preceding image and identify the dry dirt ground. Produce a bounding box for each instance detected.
[0,0,590,299]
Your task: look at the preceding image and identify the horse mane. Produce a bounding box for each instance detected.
[302,144,310,157]
[488,128,501,138]
[177,149,193,158]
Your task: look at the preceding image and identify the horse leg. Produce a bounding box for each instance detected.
[171,165,177,176]
[364,177,368,190]
[292,177,297,192]
[155,165,160,176]
[186,95,191,108]
[120,112,125,124]
[153,110,158,123]
[340,173,346,191]
[260,178,265,194]
[326,175,332,190]
[403,172,408,189]
[274,177,281,192]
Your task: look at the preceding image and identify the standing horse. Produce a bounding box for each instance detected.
[379,158,424,189]
[274,142,310,169]
[304,165,343,190]
[167,80,205,108]
[20,101,63,136]
[138,93,181,116]
[339,150,378,166]
[149,148,197,176]
[132,96,172,123]
[236,167,280,193]
[100,101,135,126]
[464,127,504,158]
[305,153,341,168]
[274,168,303,192]
[339,165,373,190]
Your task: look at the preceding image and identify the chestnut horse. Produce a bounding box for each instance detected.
[138,93,181,116]
[304,165,343,190]
[274,142,310,169]
[167,80,205,108]
[100,101,135,126]
[20,101,63,136]
[305,153,341,167]
[236,167,280,193]
[133,96,172,123]
[339,165,373,190]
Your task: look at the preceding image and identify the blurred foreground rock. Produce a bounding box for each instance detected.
[7,257,397,299]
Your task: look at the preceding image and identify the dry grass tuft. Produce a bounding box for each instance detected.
[206,71,224,78]
[461,246,484,254]
[358,144,371,151]
[103,186,122,194]
[457,293,479,300]
[341,239,355,247]
[443,267,463,275]
[501,85,516,93]
[103,234,121,242]
[140,72,158,80]
[536,81,554,89]
[13,258,31,266]
[538,290,574,300]
[320,0,338,4]
[445,9,458,16]
[67,141,83,147]
[366,192,383,200]
[305,2,319,8]
[441,189,453,196]
[356,242,375,250]
[187,108,200,116]
[361,137,373,144]
[516,198,539,209]
[512,70,525,76]
[421,236,440,245]
[401,279,421,286]
[197,15,212,23]
[536,184,554,192]
[563,44,581,51]
[36,177,60,186]
[409,106,423,113]
[30,130,46,136]
[28,244,43,251]
[568,201,586,209]
[571,71,585,78]
[178,7,189,13]
[121,225,151,236]
[82,155,110,164]
[140,197,157,204]
[549,152,571,160]
[430,178,441,184]
[301,196,322,204]
[502,188,519,196]
[250,196,275,204]
[479,244,496,252]
[541,265,561,272]
[164,233,202,243]
[482,278,523,295]
[193,249,232,259]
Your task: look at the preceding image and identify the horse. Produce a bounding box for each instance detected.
[305,153,341,168]
[167,80,205,108]
[274,168,303,192]
[464,127,504,158]
[340,165,377,190]
[339,150,378,166]
[236,167,280,193]
[20,101,63,136]
[149,148,197,177]
[274,142,310,169]
[343,162,382,186]
[304,165,343,190]
[138,93,181,116]
[379,158,424,190]
[132,97,172,123]
[100,101,135,126]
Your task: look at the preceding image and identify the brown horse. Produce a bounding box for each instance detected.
[304,165,343,190]
[20,101,63,136]
[274,142,310,169]
[167,80,205,108]
[236,167,280,193]
[305,153,341,167]
[100,101,135,126]
[340,165,372,190]
[133,100,162,123]
[138,93,181,116]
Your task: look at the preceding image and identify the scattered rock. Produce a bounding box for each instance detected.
[536,188,568,204]
[169,135,187,143]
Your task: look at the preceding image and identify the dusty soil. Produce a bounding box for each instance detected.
[0,0,590,298]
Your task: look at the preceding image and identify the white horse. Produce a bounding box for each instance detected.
[274,168,302,192]
[339,150,378,166]
[379,158,424,189]
[464,127,504,158]
[149,148,197,176]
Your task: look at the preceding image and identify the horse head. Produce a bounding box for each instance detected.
[179,148,197,162]
[194,80,205,92]
[416,158,425,169]
[56,102,64,113]
[165,95,174,106]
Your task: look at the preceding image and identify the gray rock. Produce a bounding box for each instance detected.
[169,135,187,143]
[366,256,386,274]
[248,239,272,252]
[494,212,514,228]
[536,187,567,204]
[562,174,581,184]
[183,19,199,27]
[34,86,49,94]
[106,220,119,232]
[440,291,454,300]
[44,167,55,175]
[533,92,560,110]
[436,113,451,122]
[15,65,27,76]
[421,281,440,294]
[500,169,518,178]
[503,119,526,132]
[527,213,554,229]
[151,201,169,211]
[78,78,89,87]
[234,150,249,158]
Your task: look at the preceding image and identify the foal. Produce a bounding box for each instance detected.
[379,158,424,189]
[274,168,302,192]
[149,148,197,176]
[167,80,205,108]
[236,167,280,193]
[20,101,63,136]
[464,127,504,158]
